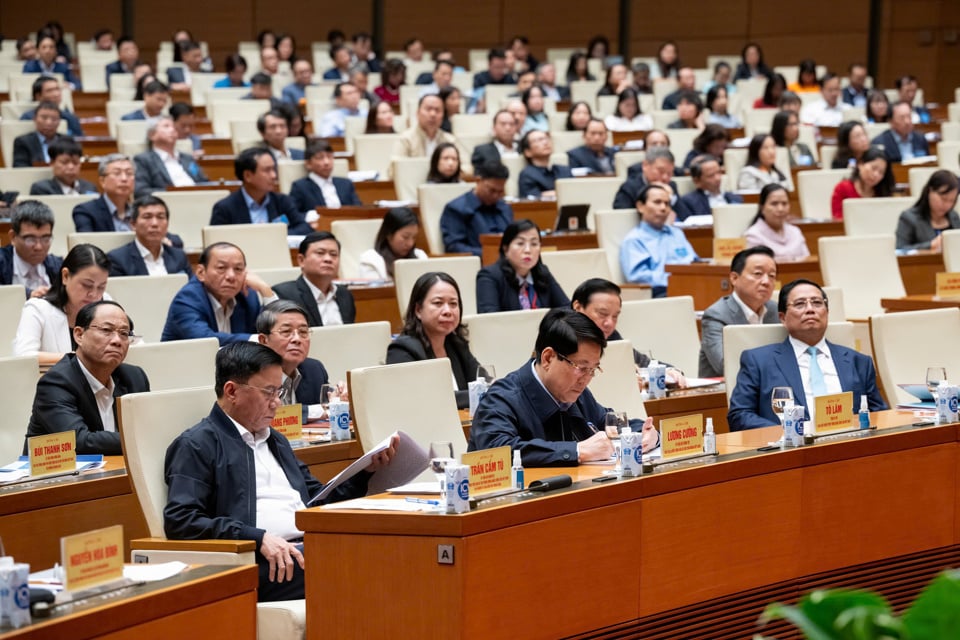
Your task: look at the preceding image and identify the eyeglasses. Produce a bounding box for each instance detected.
[787,297,827,311]
[18,234,53,247]
[104,170,135,179]
[237,382,284,399]
[271,327,311,340]
[556,352,602,378]
[87,324,138,342]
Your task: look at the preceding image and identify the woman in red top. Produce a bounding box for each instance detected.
[373,58,405,105]
[830,146,895,219]
[753,73,787,109]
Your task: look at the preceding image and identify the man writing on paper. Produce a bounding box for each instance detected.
[468,308,658,466]
[164,342,398,601]
[727,279,886,430]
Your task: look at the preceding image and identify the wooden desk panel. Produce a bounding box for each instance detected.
[898,251,944,295]
[646,388,729,433]
[354,181,398,203]
[881,294,960,312]
[349,284,401,332]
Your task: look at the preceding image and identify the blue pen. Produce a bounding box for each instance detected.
[406,497,441,506]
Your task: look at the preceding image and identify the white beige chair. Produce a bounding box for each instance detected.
[588,339,647,419]
[116,120,150,145]
[712,204,758,238]
[0,355,39,462]
[152,190,230,250]
[797,169,849,220]
[615,151,645,178]
[820,145,838,169]
[330,219,382,279]
[255,268,301,289]
[743,108,777,137]
[869,308,960,406]
[841,198,907,237]
[277,161,306,195]
[67,231,134,254]
[555,177,621,230]
[394,256,480,317]
[106,274,188,343]
[1,119,64,168]
[594,208,639,284]
[818,235,905,319]
[308,321,392,382]
[0,167,52,195]
[500,155,526,199]
[463,309,547,378]
[105,100,149,138]
[188,73,222,106]
[18,193,97,257]
[124,338,218,390]
[0,285,26,358]
[540,249,613,297]
[569,80,604,106]
[203,224,291,271]
[416,182,473,255]
[355,134,401,179]
[392,157,430,202]
[942,229,960,272]
[617,297,700,375]
[551,131,587,154]
[938,141,960,174]
[451,114,492,138]
[208,99,270,137]
[908,167,938,198]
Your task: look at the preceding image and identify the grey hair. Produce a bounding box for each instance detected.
[146,115,175,143]
[98,153,132,176]
[256,299,310,334]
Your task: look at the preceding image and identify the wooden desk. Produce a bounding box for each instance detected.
[348,283,402,332]
[354,181,398,203]
[479,231,598,266]
[898,250,944,294]
[5,565,257,639]
[512,199,559,231]
[893,161,938,187]
[881,294,960,312]
[298,411,956,639]
[645,386,729,433]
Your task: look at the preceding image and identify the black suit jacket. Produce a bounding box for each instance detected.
[566,145,616,175]
[0,245,63,297]
[210,189,313,235]
[677,190,745,217]
[476,261,570,313]
[12,132,69,168]
[612,176,694,220]
[133,150,209,198]
[470,142,512,169]
[871,129,930,164]
[29,177,98,196]
[24,354,150,455]
[106,241,193,277]
[288,176,362,212]
[273,275,356,327]
[105,61,131,87]
[72,196,185,247]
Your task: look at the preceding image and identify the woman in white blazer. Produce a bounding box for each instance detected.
[358,207,428,281]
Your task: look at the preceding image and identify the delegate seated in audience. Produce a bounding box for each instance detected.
[245,72,287,111]
[289,140,362,211]
[895,170,960,252]
[753,73,787,109]
[19,76,83,136]
[121,80,169,122]
[830,146,894,220]
[620,184,698,298]
[213,54,249,88]
[358,207,427,281]
[163,341,398,602]
[841,62,869,107]
[604,89,652,132]
[613,147,692,219]
[24,300,148,455]
[366,100,396,134]
[667,91,704,130]
[473,48,517,89]
[745,184,810,260]
[896,75,930,124]
[477,219,569,313]
[210,148,312,234]
[698,246,779,378]
[318,82,367,138]
[439,161,513,256]
[170,102,203,155]
[737,134,790,191]
[505,99,528,136]
[681,124,729,171]
[567,119,616,175]
[520,85,549,134]
[393,94,468,169]
[374,58,405,105]
[727,279,887,431]
[426,143,463,183]
[787,59,819,93]
[281,59,317,107]
[274,232,356,327]
[105,36,140,87]
[256,108,304,161]
[678,154,743,216]
[417,60,455,96]
[518,130,572,199]
[72,154,137,233]
[799,73,851,127]
[162,242,275,344]
[866,90,891,123]
[259,46,281,77]
[23,33,81,89]
[468,307,658,465]
[597,63,631,97]
[322,45,352,82]
[133,116,208,197]
[565,101,593,132]
[471,110,519,168]
[536,63,569,101]
[772,110,815,168]
[438,86,460,133]
[831,121,870,168]
[705,85,741,128]
[386,271,480,410]
[0,200,62,298]
[12,102,70,167]
[661,67,697,110]
[13,244,110,366]
[106,195,192,277]
[29,138,98,195]
[734,42,773,80]
[871,101,930,164]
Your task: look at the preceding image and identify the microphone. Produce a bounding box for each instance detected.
[527,475,573,492]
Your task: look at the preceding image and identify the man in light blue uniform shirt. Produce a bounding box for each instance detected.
[619,183,697,297]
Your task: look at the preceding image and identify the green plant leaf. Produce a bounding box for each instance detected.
[760,603,836,640]
[903,570,960,639]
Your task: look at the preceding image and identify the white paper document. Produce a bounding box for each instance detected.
[123,561,188,582]
[321,498,436,512]
[386,481,441,495]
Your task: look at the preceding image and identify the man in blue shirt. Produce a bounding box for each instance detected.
[619,183,697,297]
[281,59,316,107]
[317,82,366,138]
[439,161,513,255]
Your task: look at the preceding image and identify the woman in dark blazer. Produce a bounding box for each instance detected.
[476,219,570,313]
[895,170,960,252]
[386,272,480,409]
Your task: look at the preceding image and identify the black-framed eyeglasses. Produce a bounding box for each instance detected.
[555,352,602,378]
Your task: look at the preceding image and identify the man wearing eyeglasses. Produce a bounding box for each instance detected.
[468,308,658,466]
[164,342,397,602]
[727,279,886,431]
[24,300,148,455]
[0,200,63,298]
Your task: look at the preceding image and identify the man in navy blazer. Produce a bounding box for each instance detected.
[273,232,356,327]
[107,195,192,277]
[517,130,573,199]
[612,147,693,220]
[132,116,208,198]
[256,109,304,161]
[871,101,929,164]
[19,76,83,136]
[23,34,81,89]
[162,242,277,344]
[678,154,744,217]
[289,140,362,212]
[728,279,887,431]
[12,102,70,167]
[120,80,169,122]
[210,148,312,234]
[566,119,616,175]
[0,200,63,298]
[105,36,140,87]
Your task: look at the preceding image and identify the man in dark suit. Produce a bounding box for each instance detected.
[105,36,140,88]
[661,66,697,110]
[132,115,208,197]
[612,147,692,220]
[121,80,169,121]
[470,109,519,168]
[23,33,81,89]
[727,279,887,431]
[322,45,352,82]
[19,76,82,136]
[289,140,362,211]
[440,162,514,255]
[73,153,136,233]
[678,154,744,218]
[107,195,192,277]
[210,148,312,234]
[12,102,69,167]
[245,73,287,111]
[24,301,149,455]
[536,63,569,101]
[166,41,204,91]
[256,108,304,161]
[273,232,356,327]
[895,75,931,124]
[473,48,517,89]
[162,242,276,344]
[29,138,98,196]
[566,119,616,175]
[871,101,929,164]
[517,129,572,199]
[0,200,63,298]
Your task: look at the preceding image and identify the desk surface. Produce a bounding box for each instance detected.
[881,293,960,312]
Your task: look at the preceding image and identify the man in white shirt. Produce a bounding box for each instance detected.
[317,82,367,138]
[257,109,304,161]
[106,195,192,277]
[799,72,851,127]
[133,115,208,198]
[288,140,362,211]
[0,200,62,297]
[273,232,357,327]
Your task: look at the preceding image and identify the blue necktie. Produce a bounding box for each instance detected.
[807,346,827,397]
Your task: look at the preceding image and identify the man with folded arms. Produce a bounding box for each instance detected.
[164,342,397,601]
[727,279,886,430]
[469,308,657,466]
[24,300,149,454]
